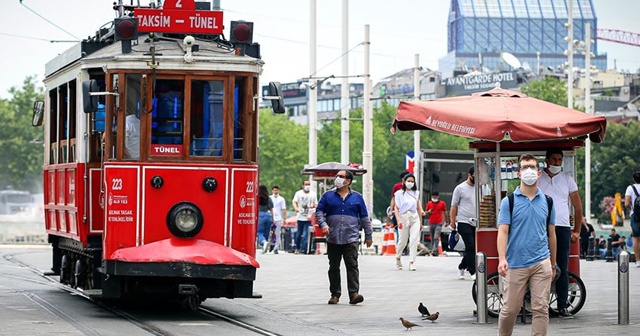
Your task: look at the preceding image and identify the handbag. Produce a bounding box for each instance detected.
[448,229,466,252]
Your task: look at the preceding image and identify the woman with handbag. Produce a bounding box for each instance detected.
[393,173,425,271]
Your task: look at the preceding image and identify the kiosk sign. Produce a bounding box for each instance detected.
[135,0,223,34]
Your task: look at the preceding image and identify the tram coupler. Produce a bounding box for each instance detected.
[618,251,629,325]
[475,252,488,324]
[178,284,198,295]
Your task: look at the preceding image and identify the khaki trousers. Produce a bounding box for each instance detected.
[498,258,552,336]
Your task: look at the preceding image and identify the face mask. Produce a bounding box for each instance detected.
[334,177,345,188]
[405,182,415,189]
[431,198,439,202]
[548,165,562,174]
[521,168,539,186]
[303,185,310,191]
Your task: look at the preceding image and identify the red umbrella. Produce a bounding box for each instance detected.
[391,88,607,143]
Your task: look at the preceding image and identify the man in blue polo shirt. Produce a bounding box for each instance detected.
[497,153,557,336]
[317,170,372,305]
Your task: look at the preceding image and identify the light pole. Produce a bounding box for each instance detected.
[576,23,594,223]
[566,0,574,109]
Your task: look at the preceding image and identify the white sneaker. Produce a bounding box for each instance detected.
[471,273,476,281]
[636,261,640,268]
[262,241,269,254]
[458,269,465,280]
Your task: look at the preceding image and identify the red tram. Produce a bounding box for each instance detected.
[31,0,284,309]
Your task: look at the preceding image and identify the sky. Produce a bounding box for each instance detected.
[1,0,640,99]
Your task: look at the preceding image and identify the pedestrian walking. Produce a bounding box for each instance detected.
[257,185,274,254]
[624,170,640,267]
[450,165,477,280]
[425,190,448,256]
[393,173,425,271]
[270,185,287,254]
[292,180,318,254]
[497,153,557,336]
[316,170,372,305]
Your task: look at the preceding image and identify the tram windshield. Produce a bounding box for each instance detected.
[102,73,255,163]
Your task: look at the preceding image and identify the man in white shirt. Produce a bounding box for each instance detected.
[292,180,318,254]
[537,149,583,319]
[270,185,287,254]
[124,111,140,160]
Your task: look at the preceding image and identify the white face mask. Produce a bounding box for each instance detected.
[520,168,539,186]
[431,198,439,202]
[405,182,415,189]
[334,177,345,188]
[548,165,562,174]
[303,185,310,192]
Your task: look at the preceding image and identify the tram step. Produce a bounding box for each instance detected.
[82,289,103,299]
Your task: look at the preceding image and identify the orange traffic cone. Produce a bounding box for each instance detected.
[380,225,389,255]
[383,225,397,256]
[437,237,444,257]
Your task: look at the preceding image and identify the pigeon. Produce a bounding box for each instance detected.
[422,312,440,323]
[418,302,430,317]
[399,317,421,330]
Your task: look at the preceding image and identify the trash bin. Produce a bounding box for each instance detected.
[283,227,294,252]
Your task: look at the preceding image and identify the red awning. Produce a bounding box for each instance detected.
[391,88,607,143]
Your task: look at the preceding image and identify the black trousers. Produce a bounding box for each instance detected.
[327,242,360,297]
[555,226,571,309]
[457,222,476,275]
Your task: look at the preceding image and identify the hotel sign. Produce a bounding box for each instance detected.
[444,71,518,96]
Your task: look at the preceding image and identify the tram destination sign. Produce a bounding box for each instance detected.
[135,0,223,34]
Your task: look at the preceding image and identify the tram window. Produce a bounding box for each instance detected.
[124,74,141,160]
[152,80,184,148]
[190,80,223,157]
[233,77,246,160]
[48,89,58,165]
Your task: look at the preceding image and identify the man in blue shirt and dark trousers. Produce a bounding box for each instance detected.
[317,170,372,305]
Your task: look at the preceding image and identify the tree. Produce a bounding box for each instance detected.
[520,76,568,107]
[257,108,309,202]
[0,77,44,192]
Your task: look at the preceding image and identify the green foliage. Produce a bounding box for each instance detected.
[257,109,309,202]
[586,121,640,217]
[258,101,467,218]
[0,77,44,192]
[520,76,568,107]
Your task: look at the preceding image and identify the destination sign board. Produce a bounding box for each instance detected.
[135,0,223,34]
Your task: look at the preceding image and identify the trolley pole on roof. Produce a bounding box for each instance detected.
[362,24,373,213]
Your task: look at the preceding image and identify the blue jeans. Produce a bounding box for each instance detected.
[257,211,272,246]
[554,226,571,310]
[295,220,311,253]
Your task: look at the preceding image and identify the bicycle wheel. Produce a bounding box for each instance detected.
[472,272,503,318]
[549,272,586,316]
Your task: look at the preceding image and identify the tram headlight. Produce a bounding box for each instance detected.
[167,202,203,238]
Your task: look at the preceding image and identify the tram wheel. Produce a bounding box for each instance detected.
[74,259,86,289]
[60,254,71,285]
[548,272,586,316]
[181,295,201,311]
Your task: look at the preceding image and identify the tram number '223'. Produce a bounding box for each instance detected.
[246,181,254,193]
[112,178,123,191]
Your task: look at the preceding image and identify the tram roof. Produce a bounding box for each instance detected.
[45,34,264,79]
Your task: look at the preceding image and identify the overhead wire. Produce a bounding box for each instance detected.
[19,0,80,40]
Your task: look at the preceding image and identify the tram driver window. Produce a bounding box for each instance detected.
[124,74,141,160]
[152,80,184,148]
[190,80,223,157]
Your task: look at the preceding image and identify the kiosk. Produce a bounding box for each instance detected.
[392,87,607,317]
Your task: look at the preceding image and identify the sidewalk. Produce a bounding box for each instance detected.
[252,251,639,335]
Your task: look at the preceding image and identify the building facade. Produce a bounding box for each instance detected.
[439,0,607,79]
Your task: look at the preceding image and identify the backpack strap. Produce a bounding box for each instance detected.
[507,192,552,231]
[632,185,640,197]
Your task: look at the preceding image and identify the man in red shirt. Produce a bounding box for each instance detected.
[425,191,448,256]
